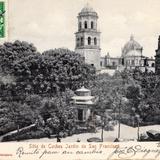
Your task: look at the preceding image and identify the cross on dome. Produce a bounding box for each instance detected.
[86,2,90,8]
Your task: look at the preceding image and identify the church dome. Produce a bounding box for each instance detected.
[79,4,97,16]
[122,35,143,57]
[81,4,95,13]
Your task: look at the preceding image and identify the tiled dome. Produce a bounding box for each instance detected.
[81,3,95,13]
[122,35,143,56]
[79,3,98,17]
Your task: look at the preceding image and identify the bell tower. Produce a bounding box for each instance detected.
[75,4,101,70]
[155,35,160,74]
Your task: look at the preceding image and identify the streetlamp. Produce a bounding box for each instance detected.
[101,118,105,142]
[101,111,112,142]
[118,99,121,139]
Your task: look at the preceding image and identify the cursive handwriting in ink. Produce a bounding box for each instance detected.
[107,144,160,160]
[39,149,59,159]
[16,147,39,158]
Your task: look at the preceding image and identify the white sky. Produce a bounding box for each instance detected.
[9,0,160,58]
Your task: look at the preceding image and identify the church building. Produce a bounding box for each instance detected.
[100,35,155,72]
[75,4,155,73]
[121,35,143,68]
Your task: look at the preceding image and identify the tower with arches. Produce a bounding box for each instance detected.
[75,4,101,70]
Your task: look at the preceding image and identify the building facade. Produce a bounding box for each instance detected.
[75,4,101,70]
[75,5,155,73]
[100,35,155,72]
[71,86,98,123]
[121,35,143,68]
[100,53,120,69]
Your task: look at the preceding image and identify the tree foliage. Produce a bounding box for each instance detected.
[0,41,95,137]
[0,42,95,100]
[0,40,38,74]
[40,96,76,135]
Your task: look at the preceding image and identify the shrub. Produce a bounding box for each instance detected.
[1,125,47,142]
[0,122,17,136]
[104,123,114,131]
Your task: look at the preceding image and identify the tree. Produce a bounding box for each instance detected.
[0,41,40,101]
[125,84,143,126]
[7,47,95,99]
[42,48,96,91]
[0,41,95,138]
[0,40,38,75]
[24,94,43,118]
[0,42,96,100]
[9,102,34,126]
[40,96,76,136]
[0,102,35,140]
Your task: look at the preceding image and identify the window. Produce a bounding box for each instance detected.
[91,21,94,29]
[94,37,97,45]
[152,63,155,67]
[79,22,82,30]
[84,21,87,29]
[88,37,91,45]
[81,37,84,46]
[122,58,124,65]
[76,38,80,47]
[144,58,148,66]
[78,109,83,121]
[100,61,103,67]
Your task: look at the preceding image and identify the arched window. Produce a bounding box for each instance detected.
[94,37,97,45]
[144,58,147,66]
[100,61,103,67]
[88,37,91,45]
[122,58,124,65]
[91,21,94,29]
[152,63,155,67]
[84,21,87,29]
[81,37,84,46]
[79,22,81,30]
[76,38,80,47]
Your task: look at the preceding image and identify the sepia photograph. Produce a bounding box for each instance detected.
[0,0,160,145]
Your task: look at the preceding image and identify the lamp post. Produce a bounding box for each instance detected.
[101,117,105,142]
[118,99,121,139]
[101,110,112,142]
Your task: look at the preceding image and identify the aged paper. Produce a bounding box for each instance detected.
[0,0,160,159]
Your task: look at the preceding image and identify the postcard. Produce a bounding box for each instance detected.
[0,0,160,159]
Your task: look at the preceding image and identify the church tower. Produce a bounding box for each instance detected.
[155,35,160,74]
[75,4,101,70]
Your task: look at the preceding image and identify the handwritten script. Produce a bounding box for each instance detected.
[14,143,160,159]
[108,142,160,159]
